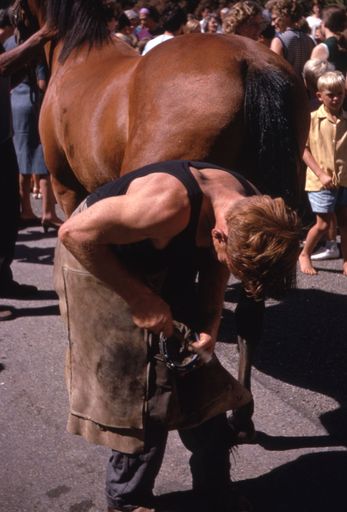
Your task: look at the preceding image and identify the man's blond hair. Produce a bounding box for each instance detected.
[226,196,301,300]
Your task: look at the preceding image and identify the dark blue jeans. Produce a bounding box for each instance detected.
[106,414,232,511]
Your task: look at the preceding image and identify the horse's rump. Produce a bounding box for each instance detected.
[121,34,309,206]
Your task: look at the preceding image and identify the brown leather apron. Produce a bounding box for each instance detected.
[54,201,252,453]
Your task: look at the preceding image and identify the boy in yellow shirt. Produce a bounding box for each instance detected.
[299,71,347,275]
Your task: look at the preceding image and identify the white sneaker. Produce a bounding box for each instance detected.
[311,242,340,261]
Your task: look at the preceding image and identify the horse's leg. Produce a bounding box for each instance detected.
[228,289,265,443]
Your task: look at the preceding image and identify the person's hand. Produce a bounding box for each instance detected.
[129,293,173,336]
[37,22,58,42]
[319,173,334,189]
[191,332,215,361]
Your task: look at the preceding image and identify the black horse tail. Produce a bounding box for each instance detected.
[244,66,301,207]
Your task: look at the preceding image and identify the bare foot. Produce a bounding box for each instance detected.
[299,254,318,275]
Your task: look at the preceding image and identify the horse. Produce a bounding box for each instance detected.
[14,0,310,440]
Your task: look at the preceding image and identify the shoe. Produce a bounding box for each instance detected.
[311,242,339,261]
[0,281,38,299]
[42,219,63,233]
[0,306,16,321]
[33,187,42,199]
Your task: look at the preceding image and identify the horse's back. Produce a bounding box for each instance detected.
[122,34,308,176]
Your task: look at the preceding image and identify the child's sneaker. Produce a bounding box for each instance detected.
[311,241,339,260]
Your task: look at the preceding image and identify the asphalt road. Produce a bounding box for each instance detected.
[1,205,346,512]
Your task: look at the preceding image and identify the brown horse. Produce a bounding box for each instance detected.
[14,0,309,439]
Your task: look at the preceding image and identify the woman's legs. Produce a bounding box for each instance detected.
[19,173,38,220]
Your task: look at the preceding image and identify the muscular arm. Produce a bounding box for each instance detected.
[59,175,190,335]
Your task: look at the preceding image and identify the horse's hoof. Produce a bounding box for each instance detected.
[227,414,257,444]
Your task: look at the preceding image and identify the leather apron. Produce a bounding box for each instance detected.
[54,201,252,453]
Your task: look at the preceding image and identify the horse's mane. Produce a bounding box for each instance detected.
[46,0,111,62]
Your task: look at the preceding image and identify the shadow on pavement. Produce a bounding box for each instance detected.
[219,286,347,442]
[256,431,346,450]
[235,450,347,512]
[15,243,55,265]
[155,451,346,511]
[9,304,59,318]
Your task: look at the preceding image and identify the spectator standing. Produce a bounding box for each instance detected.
[142,4,187,56]
[184,17,201,34]
[0,13,56,305]
[223,1,266,41]
[203,13,222,34]
[306,0,323,43]
[4,34,62,232]
[311,5,347,76]
[299,71,347,275]
[134,6,162,43]
[269,0,315,79]
[114,12,138,48]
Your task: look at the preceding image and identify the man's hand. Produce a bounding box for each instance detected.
[129,293,174,337]
[191,332,215,361]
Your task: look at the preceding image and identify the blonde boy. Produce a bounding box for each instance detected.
[299,71,347,276]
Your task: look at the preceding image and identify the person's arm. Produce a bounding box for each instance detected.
[270,36,284,56]
[0,24,55,77]
[303,147,334,188]
[59,177,190,336]
[311,42,328,61]
[193,249,230,357]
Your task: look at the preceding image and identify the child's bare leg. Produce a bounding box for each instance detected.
[299,213,331,275]
[336,206,347,275]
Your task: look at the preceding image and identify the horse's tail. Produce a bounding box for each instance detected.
[244,66,301,206]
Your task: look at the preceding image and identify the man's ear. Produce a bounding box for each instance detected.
[211,228,227,244]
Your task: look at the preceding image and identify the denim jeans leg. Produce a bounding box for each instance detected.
[106,426,168,510]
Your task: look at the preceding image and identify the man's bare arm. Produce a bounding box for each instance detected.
[0,24,55,77]
[59,179,190,335]
[193,249,230,355]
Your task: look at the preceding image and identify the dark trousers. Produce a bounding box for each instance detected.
[0,138,20,287]
[106,414,232,511]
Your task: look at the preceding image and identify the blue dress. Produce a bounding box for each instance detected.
[4,35,48,175]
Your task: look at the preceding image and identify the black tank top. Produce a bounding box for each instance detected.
[86,160,255,325]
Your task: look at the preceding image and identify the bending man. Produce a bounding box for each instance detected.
[55,160,301,512]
